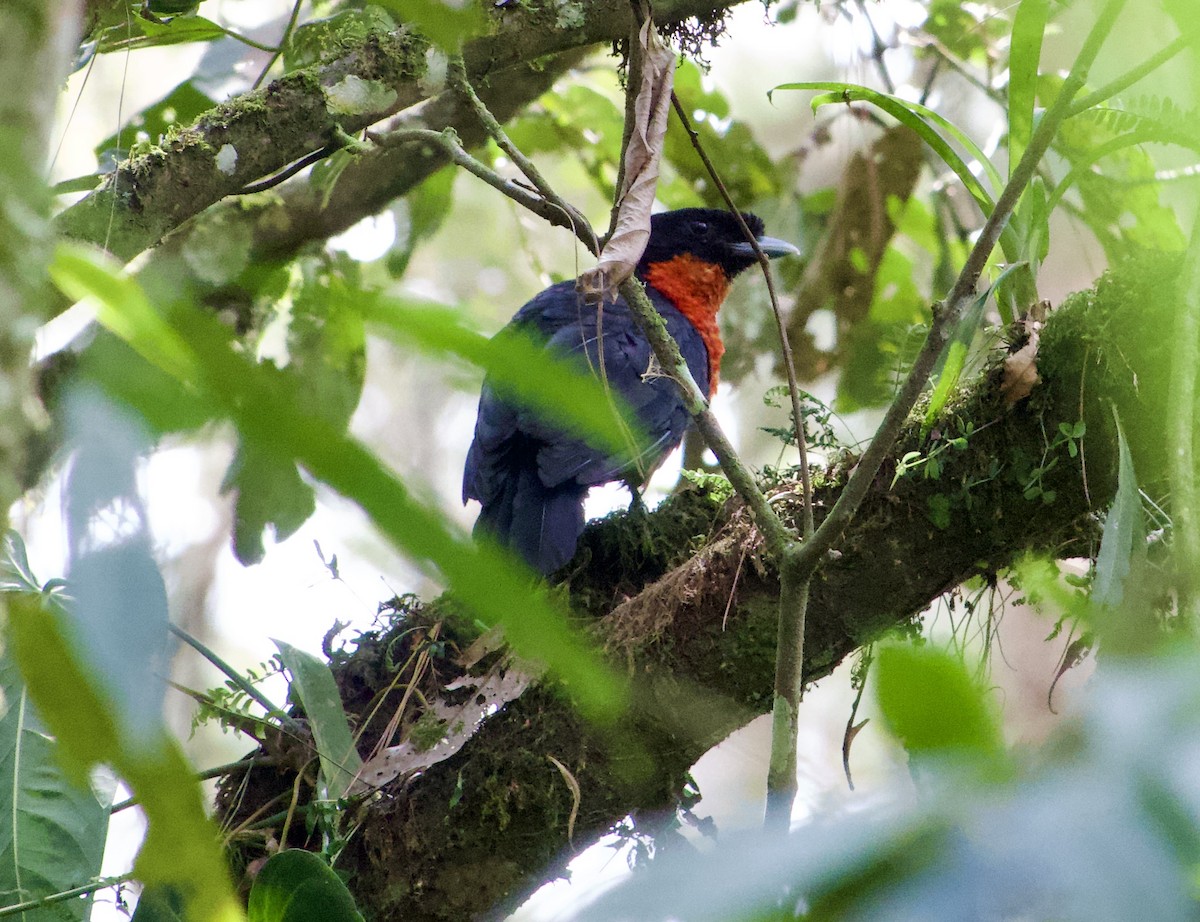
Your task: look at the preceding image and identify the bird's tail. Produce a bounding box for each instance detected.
[474,464,587,576]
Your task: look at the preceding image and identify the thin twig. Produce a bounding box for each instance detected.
[789,0,1130,583]
[0,874,134,919]
[375,127,599,251]
[669,92,813,540]
[1067,27,1194,116]
[253,0,305,90]
[666,90,814,832]
[855,0,896,95]
[448,57,598,254]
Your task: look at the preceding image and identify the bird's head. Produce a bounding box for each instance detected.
[636,208,799,279]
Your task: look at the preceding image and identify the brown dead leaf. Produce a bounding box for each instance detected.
[577,17,675,301]
[1000,299,1051,405]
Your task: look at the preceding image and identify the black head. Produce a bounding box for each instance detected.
[636,208,799,279]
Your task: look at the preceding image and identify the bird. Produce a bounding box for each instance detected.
[463,207,799,575]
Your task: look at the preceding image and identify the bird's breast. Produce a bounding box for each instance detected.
[642,254,730,397]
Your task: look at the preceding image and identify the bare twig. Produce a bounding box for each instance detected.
[668,93,813,539]
[449,56,598,254]
[374,127,599,252]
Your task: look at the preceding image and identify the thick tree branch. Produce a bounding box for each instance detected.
[216,250,1177,920]
[52,0,737,265]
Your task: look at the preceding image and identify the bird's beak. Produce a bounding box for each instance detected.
[730,235,801,260]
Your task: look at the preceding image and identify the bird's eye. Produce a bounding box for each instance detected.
[690,221,709,237]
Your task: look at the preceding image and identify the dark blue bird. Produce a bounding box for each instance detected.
[463,208,798,575]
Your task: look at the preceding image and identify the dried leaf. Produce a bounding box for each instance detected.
[1000,299,1050,405]
[348,662,538,795]
[578,18,675,300]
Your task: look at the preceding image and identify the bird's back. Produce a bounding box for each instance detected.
[463,281,709,574]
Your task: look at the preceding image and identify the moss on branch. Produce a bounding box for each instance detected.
[215,254,1183,921]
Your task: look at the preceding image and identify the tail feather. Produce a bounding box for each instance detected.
[474,464,587,575]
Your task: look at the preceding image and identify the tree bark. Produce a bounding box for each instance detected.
[218,253,1180,920]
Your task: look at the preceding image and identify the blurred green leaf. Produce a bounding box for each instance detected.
[130,885,186,922]
[274,642,362,800]
[1008,0,1050,174]
[222,435,316,566]
[247,850,363,922]
[96,15,230,53]
[926,261,1027,431]
[284,8,398,71]
[1054,96,1188,258]
[368,0,484,49]
[0,649,113,922]
[387,166,456,278]
[287,264,367,432]
[357,293,646,460]
[50,245,627,721]
[8,595,242,922]
[875,643,1005,763]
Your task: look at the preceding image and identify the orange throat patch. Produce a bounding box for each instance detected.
[642,254,730,397]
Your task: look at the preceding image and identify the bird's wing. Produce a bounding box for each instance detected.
[465,283,710,499]
[526,290,709,489]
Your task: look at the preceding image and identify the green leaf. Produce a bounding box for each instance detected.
[875,643,1006,764]
[0,650,113,922]
[96,16,229,53]
[49,244,200,382]
[1093,407,1145,609]
[130,885,187,922]
[284,8,398,72]
[368,0,484,49]
[51,246,627,722]
[247,850,363,922]
[357,293,646,461]
[7,595,243,922]
[274,642,362,800]
[1008,0,1050,175]
[771,81,1001,214]
[222,436,316,566]
[387,166,456,278]
[925,260,1027,429]
[287,266,367,431]
[51,174,105,196]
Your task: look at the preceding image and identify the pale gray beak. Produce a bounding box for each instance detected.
[730,235,801,260]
